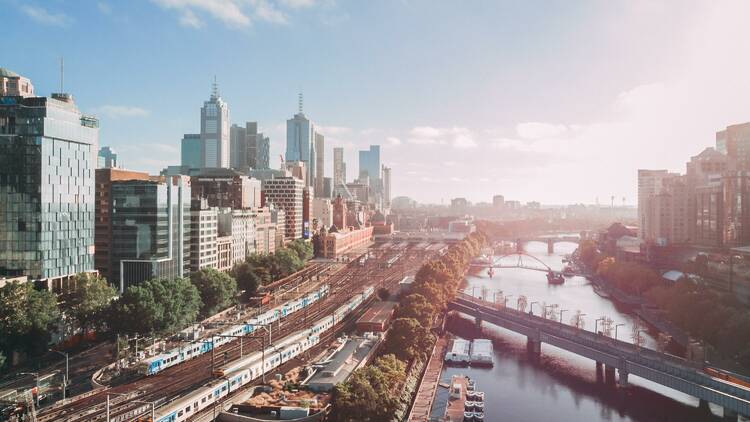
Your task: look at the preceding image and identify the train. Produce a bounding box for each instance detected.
[152,286,374,422]
[704,366,750,389]
[382,252,402,269]
[136,284,330,376]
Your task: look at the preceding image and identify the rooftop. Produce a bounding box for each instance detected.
[0,67,19,78]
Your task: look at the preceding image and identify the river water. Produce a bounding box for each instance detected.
[443,240,727,422]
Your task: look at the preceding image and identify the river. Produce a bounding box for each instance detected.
[442,240,730,422]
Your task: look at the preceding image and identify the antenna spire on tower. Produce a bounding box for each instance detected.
[212,75,219,99]
[298,91,303,114]
[60,57,64,93]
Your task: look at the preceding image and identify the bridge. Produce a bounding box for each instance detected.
[496,235,582,253]
[448,292,750,420]
[470,252,552,273]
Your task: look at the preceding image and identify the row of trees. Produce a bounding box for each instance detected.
[577,239,750,369]
[331,232,487,421]
[0,240,316,368]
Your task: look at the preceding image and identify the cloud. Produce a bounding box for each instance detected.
[20,5,72,27]
[451,127,477,149]
[317,125,351,136]
[252,0,288,24]
[516,122,568,140]
[386,137,402,146]
[279,0,315,9]
[152,0,251,27]
[97,2,112,15]
[92,105,150,118]
[410,126,442,138]
[407,126,476,148]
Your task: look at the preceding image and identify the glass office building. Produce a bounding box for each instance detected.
[0,77,98,290]
[110,176,191,292]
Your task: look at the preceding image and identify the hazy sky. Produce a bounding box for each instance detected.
[4,0,750,205]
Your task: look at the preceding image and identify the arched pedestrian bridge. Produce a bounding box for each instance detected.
[448,293,750,420]
[470,252,552,273]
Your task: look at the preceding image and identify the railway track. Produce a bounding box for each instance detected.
[39,248,431,422]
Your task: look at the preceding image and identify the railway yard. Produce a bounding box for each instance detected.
[30,240,443,422]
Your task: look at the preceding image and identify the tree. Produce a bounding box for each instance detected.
[274,248,303,278]
[0,281,60,356]
[376,287,390,301]
[332,354,406,421]
[63,273,116,333]
[232,262,261,299]
[107,277,201,336]
[191,268,238,317]
[287,239,313,262]
[396,294,434,327]
[383,318,434,362]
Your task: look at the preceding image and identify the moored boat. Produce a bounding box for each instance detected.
[547,271,565,285]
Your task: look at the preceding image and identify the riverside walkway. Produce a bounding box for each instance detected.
[407,337,448,421]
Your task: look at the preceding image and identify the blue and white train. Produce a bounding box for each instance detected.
[152,286,374,422]
[137,284,330,376]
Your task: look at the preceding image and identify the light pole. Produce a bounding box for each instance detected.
[614,323,625,341]
[504,295,514,309]
[49,350,68,400]
[530,301,539,315]
[559,309,568,324]
[543,305,553,319]
[595,317,604,334]
[635,329,648,350]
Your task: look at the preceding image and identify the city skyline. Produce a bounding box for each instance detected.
[3,1,750,204]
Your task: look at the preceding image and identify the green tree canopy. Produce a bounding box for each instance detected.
[107,277,201,336]
[63,273,116,332]
[383,317,434,362]
[231,262,261,298]
[273,248,303,279]
[190,268,238,317]
[332,354,406,421]
[287,239,313,262]
[395,294,435,327]
[0,281,60,356]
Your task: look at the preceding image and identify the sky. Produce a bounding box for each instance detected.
[3,0,750,205]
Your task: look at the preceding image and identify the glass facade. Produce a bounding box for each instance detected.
[0,95,97,283]
[181,133,201,169]
[110,177,191,291]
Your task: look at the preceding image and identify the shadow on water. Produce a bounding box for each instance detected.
[446,313,722,422]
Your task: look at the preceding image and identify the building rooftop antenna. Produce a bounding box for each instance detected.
[211,75,219,99]
[298,91,303,114]
[60,56,64,93]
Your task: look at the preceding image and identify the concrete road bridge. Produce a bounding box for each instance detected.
[448,292,750,420]
[496,234,582,253]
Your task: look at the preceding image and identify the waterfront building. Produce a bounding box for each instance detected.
[94,168,150,282]
[97,146,119,169]
[181,134,201,169]
[314,133,325,197]
[286,105,315,187]
[638,170,689,245]
[333,147,346,188]
[0,69,98,291]
[110,176,191,292]
[262,176,304,240]
[200,82,230,168]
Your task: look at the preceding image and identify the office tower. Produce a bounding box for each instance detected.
[382,165,391,208]
[262,176,305,239]
[638,170,690,245]
[493,195,505,208]
[191,207,218,272]
[322,177,333,198]
[181,133,201,168]
[314,133,325,197]
[200,81,230,168]
[230,123,248,170]
[333,147,345,188]
[716,122,750,168]
[98,146,119,169]
[253,207,277,255]
[95,168,150,282]
[0,69,98,291]
[256,134,270,169]
[110,175,192,292]
[191,168,261,209]
[286,99,315,187]
[686,148,729,246]
[0,68,34,97]
[358,145,381,189]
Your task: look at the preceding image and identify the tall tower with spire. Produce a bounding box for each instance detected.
[200,77,230,168]
[286,92,316,188]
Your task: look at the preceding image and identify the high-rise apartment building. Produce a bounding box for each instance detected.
[190,168,261,209]
[0,69,98,291]
[110,176,192,292]
[98,146,119,169]
[181,133,201,169]
[256,134,270,170]
[286,109,315,187]
[333,147,346,188]
[717,122,750,169]
[200,83,230,168]
[94,168,150,282]
[262,176,305,239]
[191,207,218,272]
[314,133,325,197]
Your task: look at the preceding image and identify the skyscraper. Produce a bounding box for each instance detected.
[314,132,325,197]
[262,176,305,239]
[0,69,98,290]
[200,80,230,168]
[358,145,381,189]
[286,96,315,187]
[98,146,119,169]
[382,165,392,208]
[333,147,346,188]
[181,134,201,168]
[230,121,271,170]
[256,134,270,170]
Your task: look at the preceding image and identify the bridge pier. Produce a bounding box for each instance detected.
[547,238,554,254]
[475,316,483,330]
[618,370,628,387]
[723,408,738,421]
[526,338,541,357]
[604,364,616,385]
